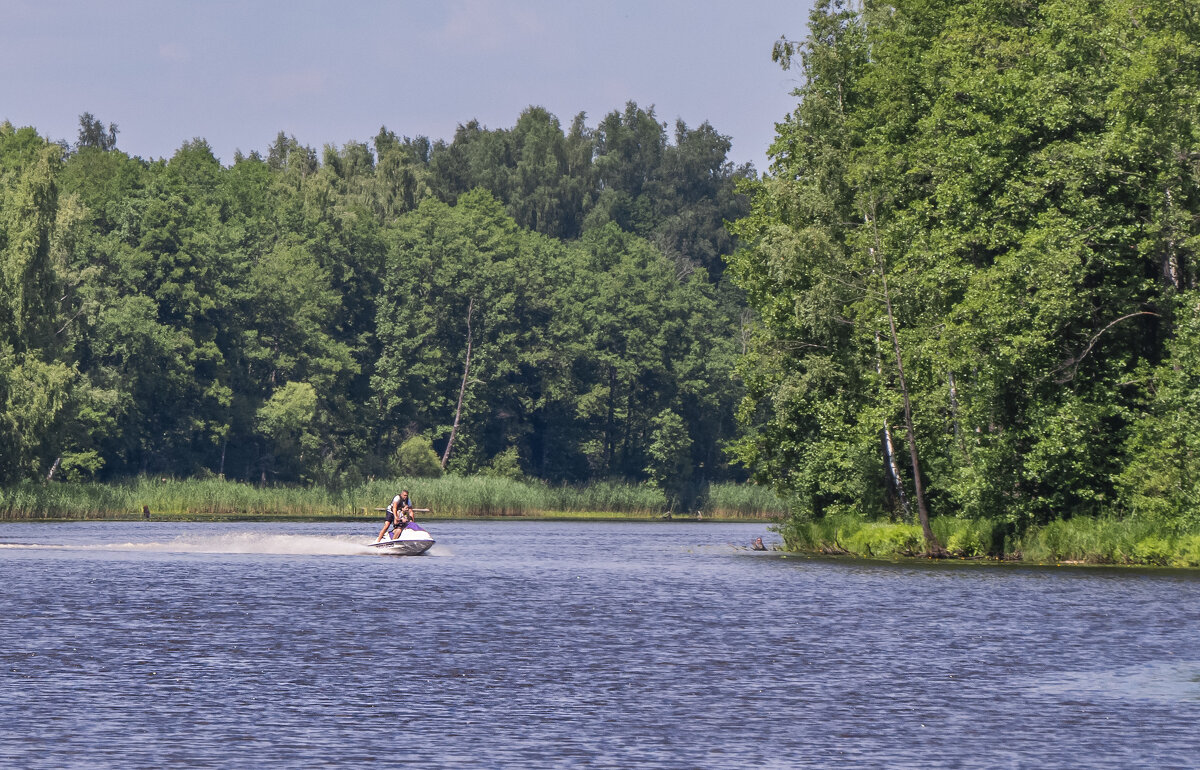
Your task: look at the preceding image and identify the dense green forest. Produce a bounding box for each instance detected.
[0,103,752,504]
[731,0,1200,547]
[7,0,1200,555]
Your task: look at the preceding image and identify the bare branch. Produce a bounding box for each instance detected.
[1054,311,1161,381]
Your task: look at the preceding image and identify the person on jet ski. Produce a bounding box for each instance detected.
[376,489,415,541]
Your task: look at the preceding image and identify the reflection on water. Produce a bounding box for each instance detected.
[1,520,1197,769]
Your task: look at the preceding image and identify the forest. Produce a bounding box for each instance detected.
[730,0,1200,551]
[0,103,752,506]
[5,0,1200,561]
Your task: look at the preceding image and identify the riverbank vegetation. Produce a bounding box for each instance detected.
[782,515,1200,568]
[0,103,751,510]
[730,0,1200,563]
[6,0,1200,569]
[0,477,787,521]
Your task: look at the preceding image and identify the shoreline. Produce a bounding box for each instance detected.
[5,510,1198,570]
[777,515,1200,570]
[758,548,1200,573]
[0,510,773,524]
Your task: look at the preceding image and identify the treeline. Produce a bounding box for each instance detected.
[731,0,1200,543]
[0,103,753,503]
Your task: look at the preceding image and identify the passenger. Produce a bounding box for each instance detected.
[376,489,415,542]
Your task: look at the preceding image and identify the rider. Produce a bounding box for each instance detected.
[376,489,415,541]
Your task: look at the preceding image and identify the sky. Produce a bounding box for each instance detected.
[1,0,815,172]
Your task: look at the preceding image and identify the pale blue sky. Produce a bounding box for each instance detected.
[2,1,815,171]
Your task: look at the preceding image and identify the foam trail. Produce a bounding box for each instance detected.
[0,533,377,556]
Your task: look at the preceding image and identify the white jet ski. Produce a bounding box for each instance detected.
[368,523,435,555]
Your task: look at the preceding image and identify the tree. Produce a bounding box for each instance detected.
[256,381,319,481]
[76,112,118,152]
[732,0,1200,542]
[645,408,693,509]
[0,124,73,482]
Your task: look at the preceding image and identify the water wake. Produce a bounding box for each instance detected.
[0,533,377,556]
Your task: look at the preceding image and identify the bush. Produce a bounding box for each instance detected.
[1173,535,1200,568]
[391,437,443,478]
[846,523,921,557]
[1132,536,1172,566]
[483,447,524,481]
[946,528,987,557]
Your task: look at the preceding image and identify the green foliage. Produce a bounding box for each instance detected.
[1016,517,1169,564]
[780,514,930,556]
[1117,293,1200,528]
[390,436,443,478]
[845,522,922,557]
[1175,535,1200,568]
[483,446,524,481]
[373,193,741,486]
[1131,537,1173,566]
[59,450,104,482]
[778,514,1200,566]
[732,0,1200,538]
[645,408,693,509]
[937,520,993,558]
[256,381,320,481]
[0,103,751,490]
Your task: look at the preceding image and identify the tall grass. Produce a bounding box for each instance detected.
[0,476,690,520]
[701,483,788,518]
[0,476,793,520]
[1015,517,1200,567]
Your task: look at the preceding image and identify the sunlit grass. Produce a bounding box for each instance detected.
[778,513,1200,567]
[0,476,786,521]
[702,483,788,518]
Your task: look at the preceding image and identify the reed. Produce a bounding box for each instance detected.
[1014,517,1200,567]
[0,476,678,520]
[701,483,789,518]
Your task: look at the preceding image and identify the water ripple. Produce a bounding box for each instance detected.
[1,520,1197,769]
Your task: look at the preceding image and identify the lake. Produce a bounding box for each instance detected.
[1,520,1197,768]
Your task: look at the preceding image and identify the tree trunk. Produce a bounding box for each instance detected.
[869,208,942,554]
[441,297,475,471]
[1164,186,1181,291]
[46,456,61,481]
[605,366,616,471]
[948,371,969,462]
[875,332,910,518]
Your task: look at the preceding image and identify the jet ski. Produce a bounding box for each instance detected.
[367,523,435,555]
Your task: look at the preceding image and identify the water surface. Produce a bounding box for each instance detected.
[1,520,1197,768]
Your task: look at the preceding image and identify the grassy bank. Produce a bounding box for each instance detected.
[780,514,1200,568]
[0,477,787,521]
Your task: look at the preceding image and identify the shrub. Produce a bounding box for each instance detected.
[483,447,524,481]
[1172,535,1200,568]
[946,528,987,557]
[846,523,921,557]
[391,437,443,478]
[1131,536,1172,566]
